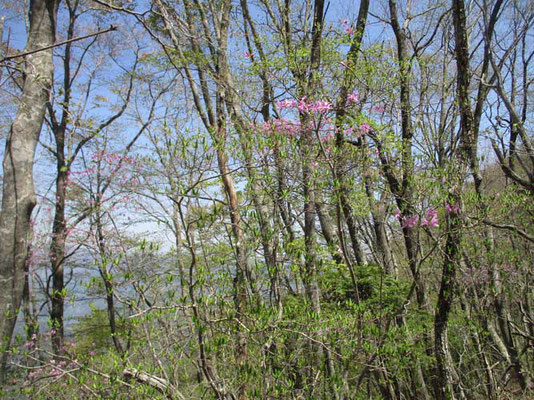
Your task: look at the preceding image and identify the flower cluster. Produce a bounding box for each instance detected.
[359,123,371,135]
[257,118,302,138]
[421,209,439,228]
[402,215,419,229]
[398,208,439,229]
[347,92,359,104]
[277,97,332,114]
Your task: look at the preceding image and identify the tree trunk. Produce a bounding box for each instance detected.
[95,211,124,355]
[50,162,67,353]
[49,1,74,354]
[217,3,251,398]
[434,209,463,400]
[388,0,427,309]
[434,0,473,398]
[22,245,39,344]
[364,179,396,275]
[315,197,343,265]
[0,0,59,381]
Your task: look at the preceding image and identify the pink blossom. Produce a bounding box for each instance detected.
[297,97,309,113]
[310,100,332,113]
[277,99,297,109]
[341,19,348,25]
[264,118,301,137]
[347,92,359,104]
[393,208,401,218]
[421,209,439,228]
[402,215,419,229]
[345,27,355,35]
[244,51,254,58]
[359,123,371,135]
[279,97,333,114]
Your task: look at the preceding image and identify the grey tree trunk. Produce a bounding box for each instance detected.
[0,0,59,381]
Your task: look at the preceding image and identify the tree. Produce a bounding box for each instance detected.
[0,0,60,381]
[45,0,137,353]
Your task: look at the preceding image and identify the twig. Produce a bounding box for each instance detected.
[0,26,116,63]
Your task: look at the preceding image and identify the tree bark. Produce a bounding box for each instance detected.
[216,3,251,398]
[434,1,473,398]
[364,178,396,275]
[49,0,74,353]
[387,0,427,309]
[50,163,67,353]
[0,0,59,381]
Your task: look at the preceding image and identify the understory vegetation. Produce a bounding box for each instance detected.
[0,0,533,399]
